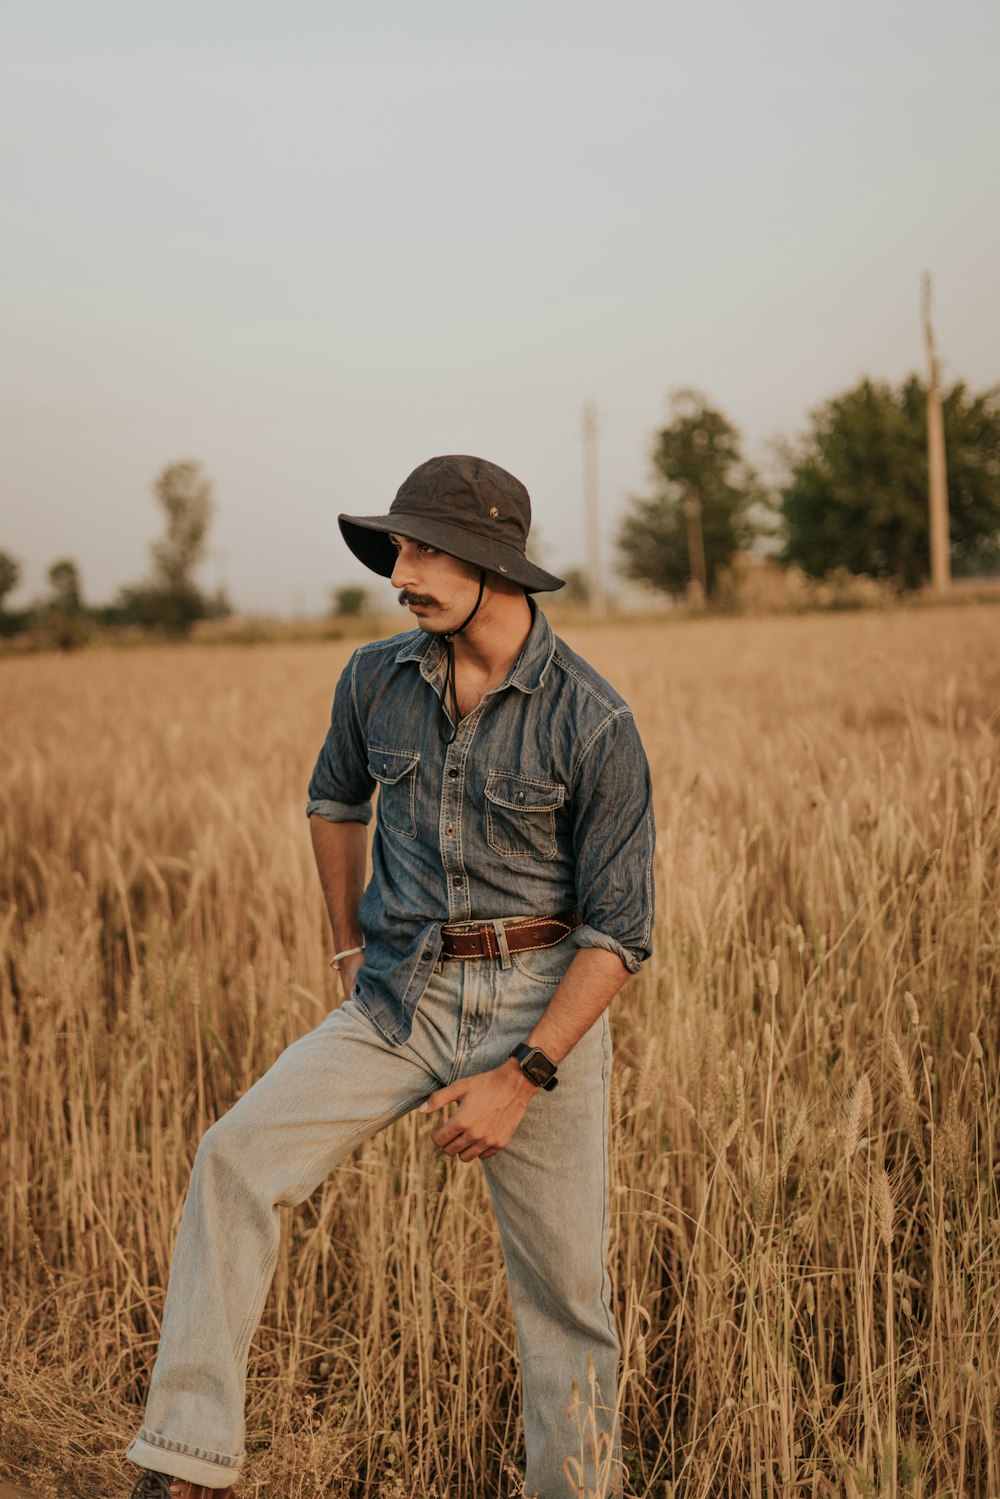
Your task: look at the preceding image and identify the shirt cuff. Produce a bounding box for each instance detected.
[305,797,373,825]
[572,923,644,974]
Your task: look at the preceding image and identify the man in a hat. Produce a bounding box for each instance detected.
[126,456,654,1499]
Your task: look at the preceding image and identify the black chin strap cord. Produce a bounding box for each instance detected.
[440,570,487,744]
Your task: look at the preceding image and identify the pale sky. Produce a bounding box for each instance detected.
[3,0,999,614]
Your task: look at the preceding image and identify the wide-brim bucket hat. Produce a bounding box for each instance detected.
[339,454,565,593]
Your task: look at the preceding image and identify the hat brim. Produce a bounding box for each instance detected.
[338,512,565,593]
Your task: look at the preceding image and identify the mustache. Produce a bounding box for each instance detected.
[398,590,439,608]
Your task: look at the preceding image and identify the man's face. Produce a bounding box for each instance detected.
[389,533,483,634]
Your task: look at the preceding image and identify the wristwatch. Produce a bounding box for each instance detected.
[509,1042,559,1091]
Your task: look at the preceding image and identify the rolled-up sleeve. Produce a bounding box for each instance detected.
[570,711,654,972]
[306,652,376,824]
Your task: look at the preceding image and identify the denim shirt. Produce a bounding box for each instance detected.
[307,604,654,1044]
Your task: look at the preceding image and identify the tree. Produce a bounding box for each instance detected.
[562,568,590,606]
[780,376,1000,587]
[331,585,370,618]
[0,551,20,612]
[152,460,213,593]
[617,389,762,599]
[47,558,83,613]
[112,460,216,635]
[43,558,89,651]
[0,550,24,637]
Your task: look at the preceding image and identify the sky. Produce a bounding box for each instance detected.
[3,0,999,615]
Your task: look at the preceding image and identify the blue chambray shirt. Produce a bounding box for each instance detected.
[306,603,654,1044]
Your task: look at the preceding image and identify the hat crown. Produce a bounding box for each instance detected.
[337,454,564,593]
[390,455,531,555]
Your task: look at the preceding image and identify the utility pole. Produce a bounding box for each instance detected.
[922,272,951,593]
[582,401,606,619]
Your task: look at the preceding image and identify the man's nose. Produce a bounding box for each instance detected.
[390,547,416,589]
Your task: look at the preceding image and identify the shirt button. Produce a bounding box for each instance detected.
[516,792,525,803]
[447,767,458,779]
[445,824,454,836]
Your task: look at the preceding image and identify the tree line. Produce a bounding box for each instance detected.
[3,369,999,644]
[0,461,230,646]
[617,373,1000,601]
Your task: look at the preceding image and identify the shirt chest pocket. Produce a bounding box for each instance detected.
[485,770,565,860]
[368,747,420,839]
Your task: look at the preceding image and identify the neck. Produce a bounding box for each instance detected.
[452,590,533,678]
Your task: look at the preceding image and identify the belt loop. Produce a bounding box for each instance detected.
[493,919,512,971]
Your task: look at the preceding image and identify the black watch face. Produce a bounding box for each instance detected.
[522,1049,555,1086]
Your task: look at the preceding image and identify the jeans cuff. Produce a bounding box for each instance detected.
[127,1431,244,1487]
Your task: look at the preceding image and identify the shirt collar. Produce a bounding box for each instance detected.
[393,600,555,694]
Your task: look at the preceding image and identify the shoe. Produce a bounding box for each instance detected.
[129,1472,235,1499]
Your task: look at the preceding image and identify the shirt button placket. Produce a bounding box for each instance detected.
[442,745,467,919]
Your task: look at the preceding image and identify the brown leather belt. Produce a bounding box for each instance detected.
[439,908,581,961]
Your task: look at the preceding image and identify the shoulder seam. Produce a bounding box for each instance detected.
[573,705,632,780]
[550,646,622,714]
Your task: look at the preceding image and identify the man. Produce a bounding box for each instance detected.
[126,455,654,1499]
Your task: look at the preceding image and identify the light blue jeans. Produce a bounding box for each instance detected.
[127,938,620,1498]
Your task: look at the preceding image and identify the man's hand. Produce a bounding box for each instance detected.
[336,950,365,1004]
[420,1060,539,1162]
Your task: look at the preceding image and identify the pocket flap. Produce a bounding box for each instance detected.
[485,770,565,812]
[367,747,420,785]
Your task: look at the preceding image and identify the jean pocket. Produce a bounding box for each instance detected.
[485,770,565,859]
[368,746,420,838]
[510,936,574,986]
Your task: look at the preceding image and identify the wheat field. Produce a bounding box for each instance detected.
[1,604,997,1499]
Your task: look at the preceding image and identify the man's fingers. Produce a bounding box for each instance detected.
[420,1080,466,1115]
[431,1122,465,1150]
[456,1141,505,1162]
[432,1122,491,1159]
[437,1129,505,1161]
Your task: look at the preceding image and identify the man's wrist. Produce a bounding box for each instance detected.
[503,1057,540,1092]
[329,940,365,971]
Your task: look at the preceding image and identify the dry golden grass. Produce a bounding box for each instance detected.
[1,605,998,1499]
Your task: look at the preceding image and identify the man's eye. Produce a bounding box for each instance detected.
[418,543,438,555]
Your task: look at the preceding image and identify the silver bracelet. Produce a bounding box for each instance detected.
[329,943,365,971]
